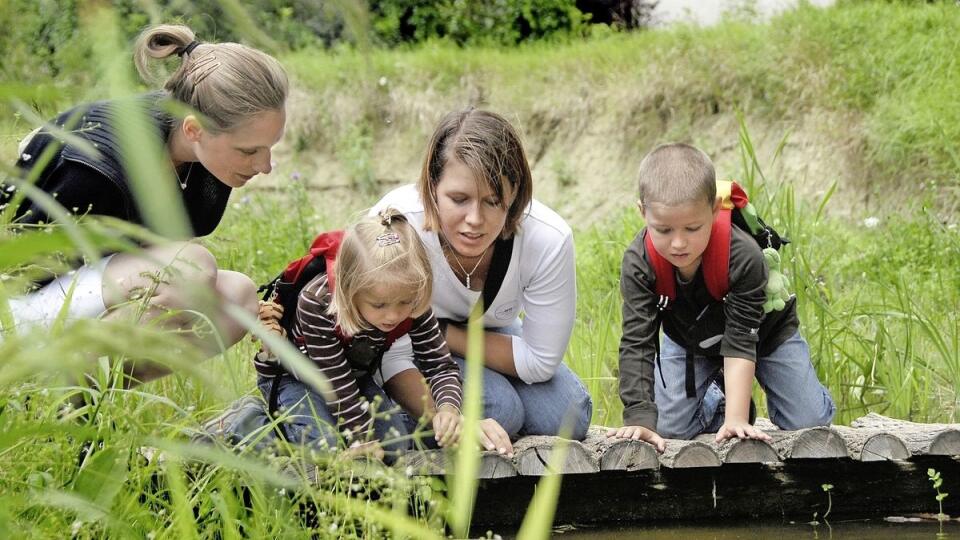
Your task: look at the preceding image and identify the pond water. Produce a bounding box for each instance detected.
[546,519,960,539]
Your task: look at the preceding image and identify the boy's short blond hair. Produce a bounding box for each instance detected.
[637,143,716,208]
[329,208,432,336]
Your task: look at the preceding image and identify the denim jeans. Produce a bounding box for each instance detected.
[449,322,593,440]
[256,374,412,462]
[654,330,836,440]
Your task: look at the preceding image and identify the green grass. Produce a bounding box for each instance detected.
[2,1,960,537]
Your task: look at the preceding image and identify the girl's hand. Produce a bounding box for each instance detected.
[479,418,514,458]
[432,404,462,448]
[344,440,385,461]
[605,425,666,453]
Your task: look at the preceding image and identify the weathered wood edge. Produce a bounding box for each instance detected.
[852,413,960,456]
[512,436,599,476]
[832,425,910,461]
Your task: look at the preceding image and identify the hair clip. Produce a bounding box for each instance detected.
[379,211,394,227]
[375,232,401,247]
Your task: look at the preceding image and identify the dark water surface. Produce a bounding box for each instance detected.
[543,519,960,539]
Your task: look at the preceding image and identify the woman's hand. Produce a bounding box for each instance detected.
[432,404,462,448]
[605,425,666,453]
[479,418,514,457]
[343,440,385,461]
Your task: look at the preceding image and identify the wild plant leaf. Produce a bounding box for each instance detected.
[516,437,570,540]
[0,229,79,268]
[72,446,129,514]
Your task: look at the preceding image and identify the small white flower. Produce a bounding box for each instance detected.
[5,185,15,192]
[360,401,370,412]
[71,520,83,535]
[329,523,338,532]
[146,532,157,540]
[378,76,388,86]
[863,216,880,228]
[21,153,32,161]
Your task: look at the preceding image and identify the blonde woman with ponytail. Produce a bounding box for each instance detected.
[3,24,288,390]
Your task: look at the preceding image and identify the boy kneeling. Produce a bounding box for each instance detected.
[610,143,835,450]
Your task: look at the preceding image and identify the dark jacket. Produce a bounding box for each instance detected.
[618,226,800,430]
[3,93,231,237]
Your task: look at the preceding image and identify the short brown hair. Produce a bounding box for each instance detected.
[133,24,288,133]
[329,208,433,336]
[418,109,533,238]
[637,143,716,208]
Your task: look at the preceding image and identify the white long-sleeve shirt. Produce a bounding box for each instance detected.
[372,184,576,383]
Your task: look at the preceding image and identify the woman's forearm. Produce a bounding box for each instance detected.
[445,324,518,377]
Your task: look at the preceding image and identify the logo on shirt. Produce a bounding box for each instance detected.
[494,302,518,320]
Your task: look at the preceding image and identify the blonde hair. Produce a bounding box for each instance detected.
[418,108,533,238]
[133,24,288,133]
[637,143,716,208]
[329,208,433,336]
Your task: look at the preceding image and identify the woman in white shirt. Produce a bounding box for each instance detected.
[374,108,593,456]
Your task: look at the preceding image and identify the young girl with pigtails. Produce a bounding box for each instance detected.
[253,209,463,462]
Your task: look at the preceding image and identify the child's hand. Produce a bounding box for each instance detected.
[715,420,772,443]
[344,440,385,461]
[255,300,286,355]
[479,418,514,458]
[605,425,666,453]
[432,404,462,448]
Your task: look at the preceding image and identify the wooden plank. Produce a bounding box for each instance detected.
[659,440,721,468]
[767,426,849,459]
[832,425,910,462]
[581,427,659,471]
[512,436,599,476]
[694,435,781,464]
[852,413,960,456]
[394,449,518,478]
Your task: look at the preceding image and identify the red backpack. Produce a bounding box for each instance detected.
[259,230,413,353]
[644,180,787,310]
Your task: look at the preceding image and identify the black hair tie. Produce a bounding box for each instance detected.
[177,40,200,57]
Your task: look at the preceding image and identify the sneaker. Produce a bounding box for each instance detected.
[195,396,276,449]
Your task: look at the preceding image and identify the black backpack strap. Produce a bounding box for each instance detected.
[684,350,697,398]
[481,236,514,314]
[266,375,290,441]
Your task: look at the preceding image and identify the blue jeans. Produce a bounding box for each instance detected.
[256,374,412,462]
[453,324,593,440]
[654,331,836,440]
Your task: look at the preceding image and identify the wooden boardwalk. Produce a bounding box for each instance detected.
[393,413,960,528]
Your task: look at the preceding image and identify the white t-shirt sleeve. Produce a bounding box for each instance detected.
[511,231,576,384]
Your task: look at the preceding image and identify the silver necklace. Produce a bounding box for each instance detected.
[448,243,490,290]
[176,162,195,190]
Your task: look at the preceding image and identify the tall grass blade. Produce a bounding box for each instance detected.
[515,435,570,540]
[448,301,485,538]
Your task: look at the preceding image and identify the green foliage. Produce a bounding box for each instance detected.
[928,468,949,520]
[370,0,589,46]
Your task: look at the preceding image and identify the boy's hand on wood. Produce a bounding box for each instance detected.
[605,425,666,453]
[432,404,462,448]
[715,420,772,442]
[478,418,514,457]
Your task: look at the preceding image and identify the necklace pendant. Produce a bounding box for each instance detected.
[466,275,471,289]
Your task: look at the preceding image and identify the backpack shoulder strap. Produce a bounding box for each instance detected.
[480,236,514,313]
[385,318,415,349]
[701,209,732,302]
[643,230,676,308]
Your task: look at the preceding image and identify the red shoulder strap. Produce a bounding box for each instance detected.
[644,231,676,304]
[385,319,414,348]
[702,209,732,301]
[334,318,414,348]
[643,210,732,305]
